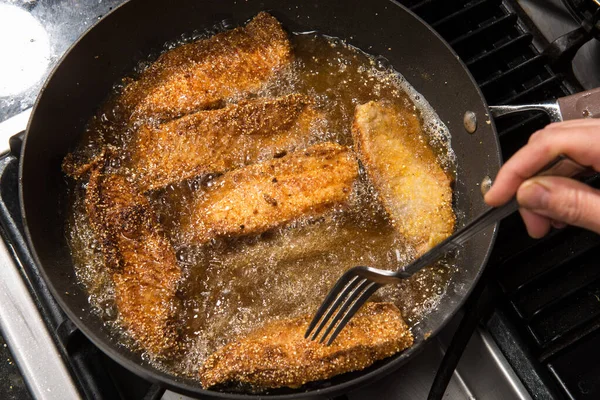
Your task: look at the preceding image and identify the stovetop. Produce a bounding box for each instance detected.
[0,0,599,399]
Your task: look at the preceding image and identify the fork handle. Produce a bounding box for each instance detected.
[399,198,518,278]
[399,155,587,278]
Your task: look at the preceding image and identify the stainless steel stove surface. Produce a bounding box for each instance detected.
[0,0,124,123]
[0,0,598,399]
[519,0,600,90]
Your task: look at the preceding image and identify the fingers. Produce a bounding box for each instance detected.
[518,208,551,238]
[516,176,600,235]
[485,120,600,207]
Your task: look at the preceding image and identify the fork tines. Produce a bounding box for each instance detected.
[305,268,382,346]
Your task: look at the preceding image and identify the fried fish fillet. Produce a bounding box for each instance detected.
[130,94,320,191]
[119,12,292,122]
[182,142,358,244]
[199,302,413,389]
[86,163,180,354]
[352,101,455,255]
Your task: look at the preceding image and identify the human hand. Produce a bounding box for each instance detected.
[484,118,600,238]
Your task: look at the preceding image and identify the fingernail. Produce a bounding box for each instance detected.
[518,180,550,209]
[551,220,567,229]
[483,184,497,205]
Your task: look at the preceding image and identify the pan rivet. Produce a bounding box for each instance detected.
[463,111,477,134]
[481,176,492,196]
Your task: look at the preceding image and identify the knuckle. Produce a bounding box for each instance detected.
[528,126,563,152]
[555,188,584,224]
[528,130,543,143]
[536,138,554,157]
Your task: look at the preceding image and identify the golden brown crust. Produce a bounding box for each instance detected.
[182,142,358,244]
[119,12,292,122]
[130,94,320,191]
[352,101,455,255]
[199,302,413,389]
[85,163,181,354]
[62,147,109,179]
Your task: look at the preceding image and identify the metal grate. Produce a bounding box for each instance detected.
[401,0,600,399]
[493,183,600,400]
[402,0,571,156]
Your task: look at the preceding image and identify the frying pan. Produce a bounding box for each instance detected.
[16,0,526,397]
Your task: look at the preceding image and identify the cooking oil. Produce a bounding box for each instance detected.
[66,32,455,377]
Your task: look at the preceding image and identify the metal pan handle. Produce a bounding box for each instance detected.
[488,86,600,122]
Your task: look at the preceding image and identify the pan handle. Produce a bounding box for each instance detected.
[488,103,562,122]
[488,86,600,122]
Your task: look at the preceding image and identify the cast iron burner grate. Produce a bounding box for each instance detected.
[488,179,600,400]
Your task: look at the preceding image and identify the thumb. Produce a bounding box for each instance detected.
[517,176,600,234]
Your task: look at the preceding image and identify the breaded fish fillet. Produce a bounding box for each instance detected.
[182,142,358,244]
[352,101,455,255]
[86,164,180,354]
[119,12,292,122]
[199,302,413,389]
[130,94,320,191]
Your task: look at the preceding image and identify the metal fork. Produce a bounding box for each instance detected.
[305,155,587,345]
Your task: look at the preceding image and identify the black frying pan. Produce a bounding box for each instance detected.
[20,0,502,398]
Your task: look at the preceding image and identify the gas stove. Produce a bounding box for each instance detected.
[0,0,598,399]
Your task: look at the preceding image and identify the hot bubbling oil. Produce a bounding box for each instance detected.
[67,33,456,377]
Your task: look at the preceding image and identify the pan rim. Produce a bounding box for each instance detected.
[18,0,502,397]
